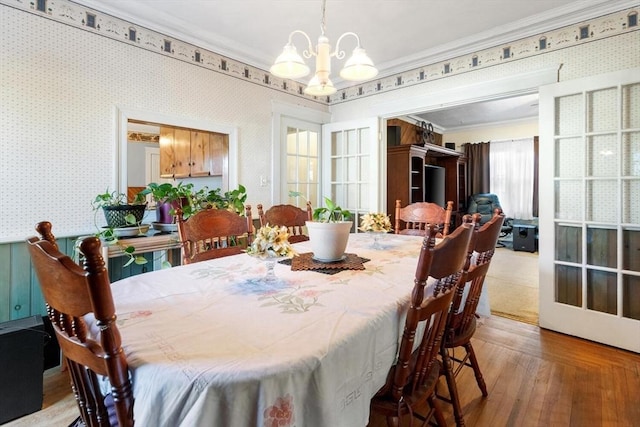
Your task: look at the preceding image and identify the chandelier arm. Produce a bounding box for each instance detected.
[332,32,361,60]
[287,30,316,59]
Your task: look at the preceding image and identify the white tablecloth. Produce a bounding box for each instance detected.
[109,233,426,427]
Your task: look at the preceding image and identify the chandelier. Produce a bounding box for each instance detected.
[269,0,378,97]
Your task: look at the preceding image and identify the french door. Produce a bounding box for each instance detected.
[539,68,640,352]
[280,117,321,209]
[321,118,381,231]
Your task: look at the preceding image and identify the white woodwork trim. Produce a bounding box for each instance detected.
[371,66,560,118]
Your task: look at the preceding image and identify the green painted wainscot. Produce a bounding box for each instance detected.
[0,236,178,323]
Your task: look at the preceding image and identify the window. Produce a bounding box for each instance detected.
[471,56,478,67]
[629,12,638,27]
[490,138,535,219]
[128,28,136,42]
[503,47,511,59]
[36,0,46,12]
[194,51,201,62]
[163,40,172,53]
[443,63,450,74]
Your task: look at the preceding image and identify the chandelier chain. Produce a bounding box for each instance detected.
[320,0,328,35]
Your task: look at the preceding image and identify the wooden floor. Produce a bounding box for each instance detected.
[370,316,640,427]
[6,316,639,427]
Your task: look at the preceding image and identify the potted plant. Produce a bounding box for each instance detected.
[138,182,194,224]
[92,188,147,229]
[90,189,150,267]
[290,192,353,262]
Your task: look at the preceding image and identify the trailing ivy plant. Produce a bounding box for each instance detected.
[90,188,150,267]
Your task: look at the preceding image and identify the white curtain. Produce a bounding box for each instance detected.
[490,137,534,219]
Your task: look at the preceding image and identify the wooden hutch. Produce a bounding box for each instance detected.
[386,141,468,228]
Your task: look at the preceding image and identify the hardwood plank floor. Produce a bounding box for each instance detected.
[6,316,639,426]
[369,315,640,427]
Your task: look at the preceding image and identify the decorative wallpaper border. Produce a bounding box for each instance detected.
[1,0,638,105]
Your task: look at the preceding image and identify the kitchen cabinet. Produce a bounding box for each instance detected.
[159,127,228,179]
[190,130,213,177]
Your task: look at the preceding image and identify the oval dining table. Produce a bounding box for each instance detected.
[105,232,430,426]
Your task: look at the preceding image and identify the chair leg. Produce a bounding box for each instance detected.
[464,342,488,397]
[440,346,466,427]
[427,395,447,427]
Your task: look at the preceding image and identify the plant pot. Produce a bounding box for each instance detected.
[102,204,147,228]
[305,221,353,262]
[155,198,189,224]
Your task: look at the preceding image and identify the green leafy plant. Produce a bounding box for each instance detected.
[92,188,145,208]
[137,182,247,220]
[91,188,149,267]
[138,182,193,204]
[137,182,195,221]
[288,191,352,223]
[200,184,248,215]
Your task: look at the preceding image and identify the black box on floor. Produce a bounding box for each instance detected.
[0,315,45,424]
[42,315,61,370]
[513,224,537,252]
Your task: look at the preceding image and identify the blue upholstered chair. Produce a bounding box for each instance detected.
[466,193,513,239]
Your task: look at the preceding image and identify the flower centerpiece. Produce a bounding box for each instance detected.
[359,212,392,250]
[246,224,298,259]
[359,212,392,233]
[247,224,298,283]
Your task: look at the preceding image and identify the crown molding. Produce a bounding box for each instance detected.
[350,0,640,84]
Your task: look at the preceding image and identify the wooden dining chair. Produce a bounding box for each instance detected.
[395,199,454,237]
[27,222,134,427]
[176,205,253,264]
[369,220,474,427]
[439,210,505,427]
[256,202,312,243]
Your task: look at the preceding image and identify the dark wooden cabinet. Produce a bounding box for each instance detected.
[387,143,468,226]
[435,154,468,221]
[387,145,427,219]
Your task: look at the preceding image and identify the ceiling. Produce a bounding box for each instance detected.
[73,0,624,131]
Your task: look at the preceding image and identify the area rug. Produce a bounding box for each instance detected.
[485,247,539,325]
[486,278,539,325]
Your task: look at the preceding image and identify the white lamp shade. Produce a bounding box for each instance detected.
[270,44,310,78]
[339,47,378,81]
[304,74,336,96]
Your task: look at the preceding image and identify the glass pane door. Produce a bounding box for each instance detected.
[539,68,640,352]
[322,119,380,232]
[281,118,321,209]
